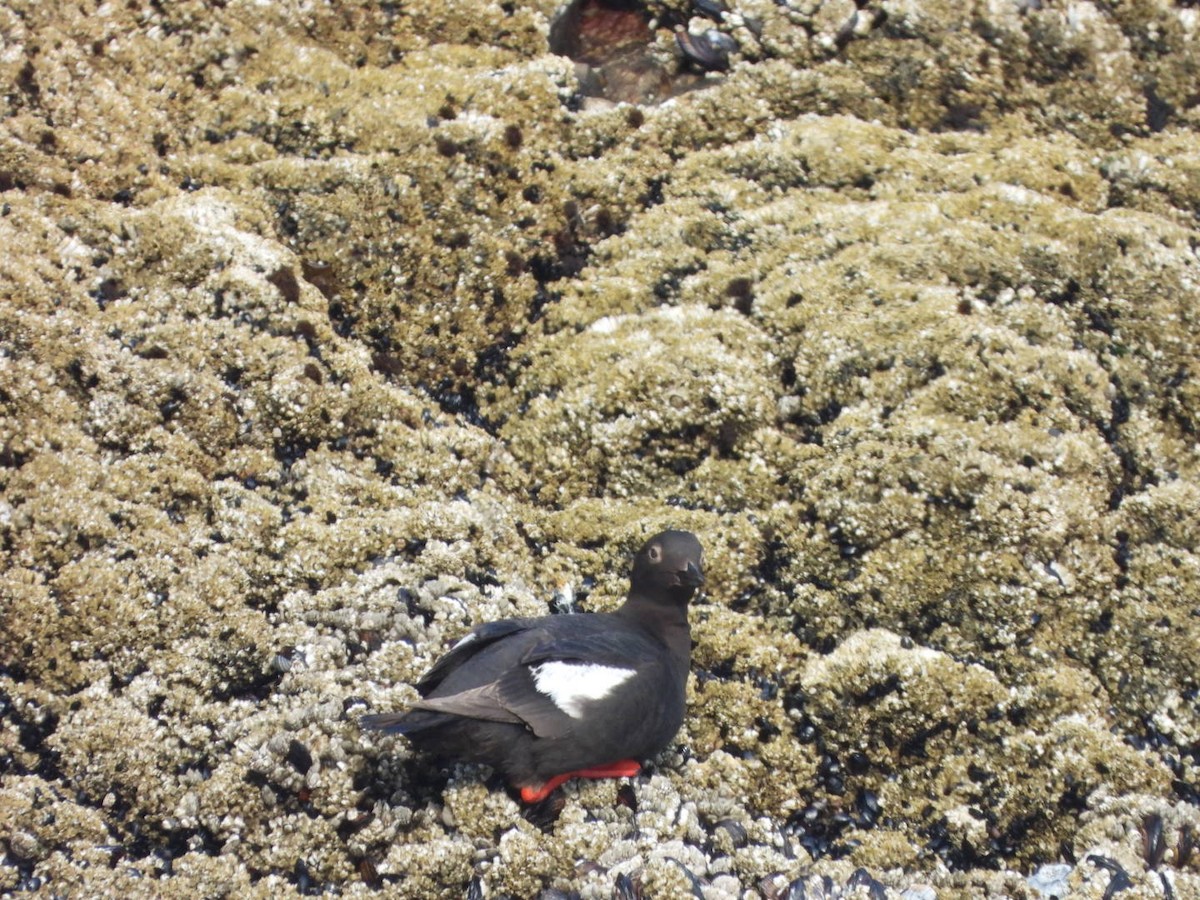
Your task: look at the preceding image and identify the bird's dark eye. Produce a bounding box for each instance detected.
[647,544,662,562]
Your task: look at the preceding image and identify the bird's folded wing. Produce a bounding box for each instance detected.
[493,633,655,737]
[520,631,660,669]
[411,668,577,738]
[414,618,532,695]
[411,683,527,726]
[411,626,662,739]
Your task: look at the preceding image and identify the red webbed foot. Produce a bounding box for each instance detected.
[518,759,642,804]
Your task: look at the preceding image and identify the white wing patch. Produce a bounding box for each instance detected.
[450,632,477,651]
[531,661,636,718]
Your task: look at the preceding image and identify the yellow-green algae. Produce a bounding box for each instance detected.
[3,0,1200,897]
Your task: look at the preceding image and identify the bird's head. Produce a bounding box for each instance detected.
[630,530,704,603]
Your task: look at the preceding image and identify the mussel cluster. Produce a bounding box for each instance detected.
[549,0,747,104]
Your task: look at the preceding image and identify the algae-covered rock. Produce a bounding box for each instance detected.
[800,631,1169,866]
[3,0,1200,897]
[486,305,778,503]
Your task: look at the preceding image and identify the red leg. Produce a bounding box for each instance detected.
[575,759,642,779]
[518,759,642,804]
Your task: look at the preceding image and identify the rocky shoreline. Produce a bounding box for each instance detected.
[2,0,1199,897]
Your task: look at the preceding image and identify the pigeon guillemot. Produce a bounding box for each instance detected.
[362,530,704,803]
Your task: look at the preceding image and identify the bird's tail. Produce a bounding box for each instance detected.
[360,709,447,734]
[360,712,412,732]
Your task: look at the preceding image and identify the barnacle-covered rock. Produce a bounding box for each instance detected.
[3,0,1200,897]
[485,305,778,504]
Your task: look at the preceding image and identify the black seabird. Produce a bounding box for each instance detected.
[362,530,705,802]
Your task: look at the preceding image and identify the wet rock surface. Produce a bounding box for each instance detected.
[2,0,1200,897]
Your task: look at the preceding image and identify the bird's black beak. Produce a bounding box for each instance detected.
[675,561,705,589]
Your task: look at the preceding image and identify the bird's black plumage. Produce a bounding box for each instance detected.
[362,530,704,800]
